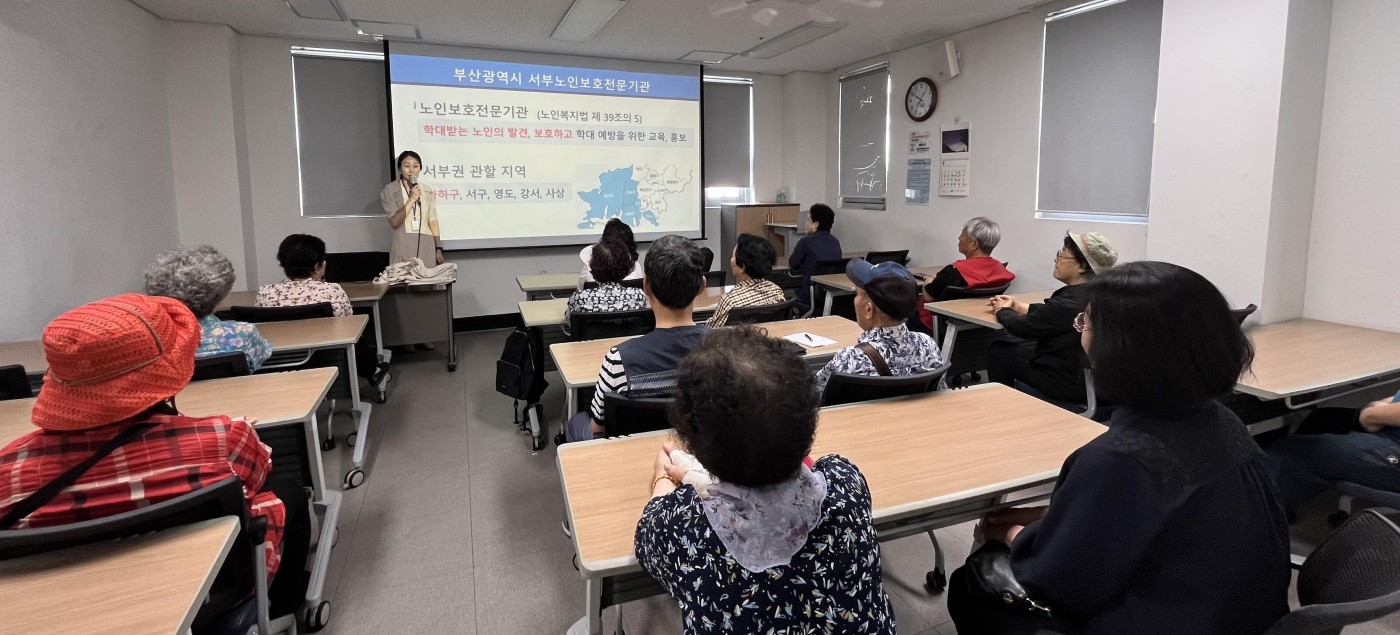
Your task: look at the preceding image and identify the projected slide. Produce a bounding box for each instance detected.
[387,45,703,250]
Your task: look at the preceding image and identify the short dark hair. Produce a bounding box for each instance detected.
[734,233,777,279]
[276,234,328,279]
[643,235,705,310]
[1062,235,1093,278]
[589,237,634,284]
[810,204,835,232]
[670,327,818,487]
[1086,261,1253,412]
[396,150,422,175]
[601,218,638,263]
[863,276,919,320]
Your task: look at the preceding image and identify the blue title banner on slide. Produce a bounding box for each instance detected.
[390,54,700,101]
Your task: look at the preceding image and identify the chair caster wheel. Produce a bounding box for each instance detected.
[301,600,331,632]
[925,568,947,594]
[376,391,388,404]
[532,435,546,451]
[554,433,567,447]
[346,431,358,448]
[344,468,366,489]
[448,363,457,372]
[1328,510,1350,528]
[320,438,335,451]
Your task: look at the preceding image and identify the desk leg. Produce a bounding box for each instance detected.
[446,283,457,372]
[370,302,389,364]
[822,292,833,317]
[940,322,961,364]
[565,578,605,635]
[304,414,330,503]
[344,343,372,489]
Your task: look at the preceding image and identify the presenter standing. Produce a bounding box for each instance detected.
[381,150,444,265]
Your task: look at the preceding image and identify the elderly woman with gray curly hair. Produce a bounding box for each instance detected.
[144,245,272,371]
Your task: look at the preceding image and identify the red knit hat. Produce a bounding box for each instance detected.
[33,294,200,431]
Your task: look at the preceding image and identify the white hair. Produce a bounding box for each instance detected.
[962,217,1002,253]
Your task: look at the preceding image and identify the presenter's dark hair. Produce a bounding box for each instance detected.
[601,218,638,264]
[734,233,777,279]
[1085,261,1253,412]
[395,150,422,175]
[670,327,817,487]
[276,234,328,279]
[810,204,836,232]
[589,238,634,284]
[643,234,705,310]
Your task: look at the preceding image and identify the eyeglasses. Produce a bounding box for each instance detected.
[1073,312,1090,333]
[1055,249,1074,260]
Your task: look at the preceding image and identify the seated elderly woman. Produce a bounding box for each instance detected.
[912,216,1016,334]
[705,233,786,328]
[638,326,895,634]
[561,237,648,336]
[255,234,353,316]
[144,245,271,371]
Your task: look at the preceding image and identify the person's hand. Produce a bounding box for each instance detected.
[1010,299,1029,315]
[653,442,679,482]
[435,248,445,266]
[988,295,1015,312]
[408,184,422,203]
[983,522,1025,545]
[985,505,1048,526]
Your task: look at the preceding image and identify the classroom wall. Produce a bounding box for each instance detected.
[1304,0,1400,331]
[822,5,1149,294]
[0,0,178,341]
[782,72,829,205]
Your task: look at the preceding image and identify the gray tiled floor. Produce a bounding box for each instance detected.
[312,330,1400,635]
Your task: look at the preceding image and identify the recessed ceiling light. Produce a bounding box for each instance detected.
[285,0,345,21]
[351,20,421,40]
[740,20,845,59]
[679,50,736,64]
[552,0,628,42]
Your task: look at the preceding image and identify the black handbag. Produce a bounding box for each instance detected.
[966,541,1054,618]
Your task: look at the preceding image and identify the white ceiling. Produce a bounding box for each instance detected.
[129,0,1032,74]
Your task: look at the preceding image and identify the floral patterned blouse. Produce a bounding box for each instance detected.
[197,314,272,371]
[561,282,649,336]
[635,455,896,635]
[255,278,353,317]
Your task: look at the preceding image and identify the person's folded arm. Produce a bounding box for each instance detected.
[1360,398,1400,431]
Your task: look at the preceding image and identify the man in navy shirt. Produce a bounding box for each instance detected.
[788,203,842,314]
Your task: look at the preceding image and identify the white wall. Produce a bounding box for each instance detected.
[0,0,178,341]
[782,72,829,205]
[1304,0,1400,330]
[822,6,1149,294]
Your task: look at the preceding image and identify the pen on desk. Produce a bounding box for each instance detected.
[802,333,814,344]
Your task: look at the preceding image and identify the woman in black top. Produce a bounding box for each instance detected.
[986,232,1116,403]
[948,261,1291,635]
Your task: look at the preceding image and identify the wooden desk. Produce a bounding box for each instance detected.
[0,516,239,635]
[773,251,863,272]
[0,339,46,377]
[516,287,727,331]
[256,315,367,352]
[1238,318,1400,408]
[557,384,1104,633]
[926,288,1056,330]
[810,265,944,316]
[217,282,389,312]
[518,273,584,301]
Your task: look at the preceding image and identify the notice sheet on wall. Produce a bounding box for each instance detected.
[906,159,932,205]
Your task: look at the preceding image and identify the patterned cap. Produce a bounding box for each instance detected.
[32,294,200,431]
[1068,232,1119,273]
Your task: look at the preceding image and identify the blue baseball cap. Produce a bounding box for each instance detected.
[845,258,916,289]
[845,258,920,319]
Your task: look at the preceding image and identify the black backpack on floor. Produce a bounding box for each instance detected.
[496,328,547,403]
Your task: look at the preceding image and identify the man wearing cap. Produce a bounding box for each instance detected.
[0,294,299,605]
[815,259,944,395]
[987,232,1117,404]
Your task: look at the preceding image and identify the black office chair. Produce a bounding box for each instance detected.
[0,477,308,634]
[621,278,645,289]
[226,303,335,323]
[1232,303,1259,326]
[1262,509,1400,635]
[939,283,1010,301]
[601,392,674,438]
[192,352,252,381]
[700,247,715,273]
[930,283,1012,384]
[569,308,656,342]
[0,364,33,401]
[820,366,948,407]
[1015,368,1112,422]
[324,251,390,283]
[726,299,798,326]
[865,250,910,266]
[704,270,727,288]
[809,257,853,317]
[1331,482,1400,528]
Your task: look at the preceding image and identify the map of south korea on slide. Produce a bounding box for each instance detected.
[577,165,693,229]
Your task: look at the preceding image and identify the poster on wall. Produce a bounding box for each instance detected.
[939,122,970,197]
[908,131,932,155]
[906,159,932,205]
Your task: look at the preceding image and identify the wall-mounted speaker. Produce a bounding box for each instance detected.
[934,40,960,79]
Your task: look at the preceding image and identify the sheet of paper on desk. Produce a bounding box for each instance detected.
[783,333,837,348]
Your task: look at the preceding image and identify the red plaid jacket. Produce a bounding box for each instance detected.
[0,414,286,578]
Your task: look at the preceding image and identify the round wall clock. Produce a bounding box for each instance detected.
[905,77,938,122]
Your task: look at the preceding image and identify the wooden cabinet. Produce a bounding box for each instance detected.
[719,204,800,277]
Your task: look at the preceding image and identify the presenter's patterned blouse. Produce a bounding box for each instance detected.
[256,278,353,317]
[196,314,272,372]
[635,455,896,635]
[815,324,943,395]
[561,282,648,336]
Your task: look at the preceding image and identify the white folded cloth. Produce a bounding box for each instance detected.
[374,258,458,285]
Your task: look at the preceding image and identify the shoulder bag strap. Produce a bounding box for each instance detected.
[857,342,893,377]
[0,422,157,530]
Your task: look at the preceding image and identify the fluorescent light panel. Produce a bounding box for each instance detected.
[552,0,627,42]
[286,0,344,21]
[351,20,421,40]
[740,20,845,59]
[680,50,735,64]
[1046,0,1130,22]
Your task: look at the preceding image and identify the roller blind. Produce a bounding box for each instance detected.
[292,51,392,217]
[839,63,889,209]
[1037,0,1163,217]
[702,80,752,189]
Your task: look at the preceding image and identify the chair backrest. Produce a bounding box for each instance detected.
[569,307,656,342]
[0,477,258,627]
[1232,303,1259,326]
[1263,509,1400,635]
[726,298,798,326]
[0,364,33,401]
[324,251,390,283]
[621,277,645,289]
[938,283,1010,301]
[602,392,674,438]
[704,270,727,288]
[226,302,335,323]
[809,257,853,314]
[820,366,949,407]
[865,250,910,266]
[192,352,251,382]
[700,247,715,272]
